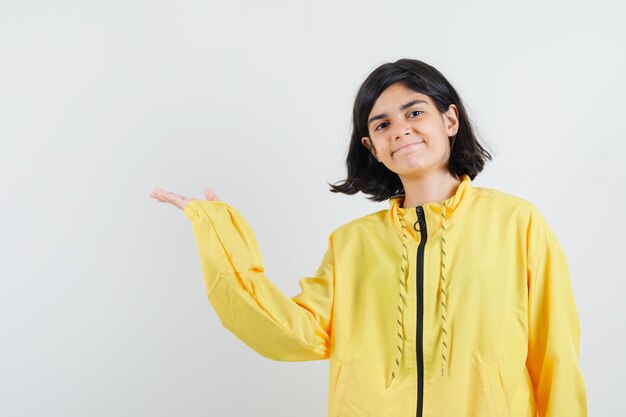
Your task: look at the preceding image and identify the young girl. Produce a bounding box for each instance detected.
[149,58,587,417]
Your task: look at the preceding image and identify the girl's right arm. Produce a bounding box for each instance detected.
[182,199,334,362]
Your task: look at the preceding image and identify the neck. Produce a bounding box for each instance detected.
[400,170,462,208]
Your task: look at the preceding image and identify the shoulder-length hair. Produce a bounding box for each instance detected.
[329,58,492,202]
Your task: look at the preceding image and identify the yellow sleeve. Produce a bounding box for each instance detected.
[183,199,333,362]
[526,211,588,416]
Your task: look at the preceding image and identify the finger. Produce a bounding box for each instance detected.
[204,188,220,201]
[150,188,187,209]
[166,191,187,209]
[149,188,174,202]
[149,188,167,201]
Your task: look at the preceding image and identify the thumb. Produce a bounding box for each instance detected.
[204,188,220,201]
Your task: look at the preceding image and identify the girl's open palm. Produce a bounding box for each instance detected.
[148,187,220,210]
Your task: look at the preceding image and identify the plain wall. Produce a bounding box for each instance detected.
[1,0,624,415]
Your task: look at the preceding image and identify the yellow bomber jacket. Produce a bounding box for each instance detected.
[183,174,587,417]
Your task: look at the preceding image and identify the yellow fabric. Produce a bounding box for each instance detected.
[183,174,587,417]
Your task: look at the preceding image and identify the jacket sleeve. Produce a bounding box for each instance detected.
[525,209,588,416]
[182,199,333,362]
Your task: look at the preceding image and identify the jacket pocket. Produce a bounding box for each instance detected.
[331,360,353,417]
[480,361,510,417]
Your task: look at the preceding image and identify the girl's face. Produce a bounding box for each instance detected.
[361,82,459,180]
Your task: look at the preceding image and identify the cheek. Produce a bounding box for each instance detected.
[372,139,389,154]
[434,139,450,157]
[423,117,448,135]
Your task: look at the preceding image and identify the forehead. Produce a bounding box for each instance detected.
[370,84,433,113]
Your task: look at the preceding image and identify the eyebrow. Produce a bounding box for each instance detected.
[368,99,429,126]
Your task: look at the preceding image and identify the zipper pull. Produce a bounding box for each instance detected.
[414,206,425,231]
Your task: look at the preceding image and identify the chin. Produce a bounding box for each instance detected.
[397,161,429,175]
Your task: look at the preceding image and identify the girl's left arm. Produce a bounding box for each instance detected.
[525,207,588,417]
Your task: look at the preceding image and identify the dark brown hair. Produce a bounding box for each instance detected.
[329,58,492,202]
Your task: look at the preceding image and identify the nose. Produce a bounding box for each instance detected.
[392,123,412,140]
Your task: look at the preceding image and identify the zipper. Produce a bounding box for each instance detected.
[415,206,427,417]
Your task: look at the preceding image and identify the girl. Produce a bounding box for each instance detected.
[149,58,587,417]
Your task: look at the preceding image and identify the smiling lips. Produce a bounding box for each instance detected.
[392,141,424,155]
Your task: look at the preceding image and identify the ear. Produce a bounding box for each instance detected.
[361,136,379,161]
[443,104,460,137]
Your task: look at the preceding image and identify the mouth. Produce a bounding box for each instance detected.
[392,141,424,156]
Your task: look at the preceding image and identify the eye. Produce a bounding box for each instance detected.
[374,121,389,131]
[374,111,423,131]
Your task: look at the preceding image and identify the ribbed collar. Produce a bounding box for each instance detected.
[388,174,474,241]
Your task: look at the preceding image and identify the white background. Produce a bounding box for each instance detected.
[1,0,624,416]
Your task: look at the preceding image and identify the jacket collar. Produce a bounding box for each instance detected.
[388,174,474,241]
